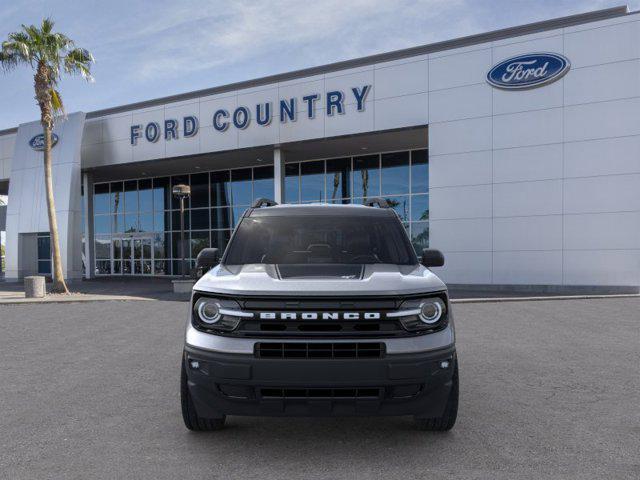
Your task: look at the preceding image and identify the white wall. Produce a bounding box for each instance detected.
[0,132,16,181]
[429,14,640,287]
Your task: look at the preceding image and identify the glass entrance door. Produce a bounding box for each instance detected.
[112,235,153,275]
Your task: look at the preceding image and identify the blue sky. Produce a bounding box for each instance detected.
[0,0,637,130]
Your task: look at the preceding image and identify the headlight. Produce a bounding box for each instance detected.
[395,295,448,332]
[192,296,241,332]
[196,298,221,324]
[419,298,445,324]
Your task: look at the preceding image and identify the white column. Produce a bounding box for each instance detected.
[82,172,94,279]
[273,147,286,204]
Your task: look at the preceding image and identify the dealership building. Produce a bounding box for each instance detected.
[0,6,639,291]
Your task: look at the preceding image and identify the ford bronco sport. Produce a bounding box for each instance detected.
[181,198,458,431]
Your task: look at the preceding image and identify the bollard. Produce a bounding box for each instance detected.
[24,276,46,298]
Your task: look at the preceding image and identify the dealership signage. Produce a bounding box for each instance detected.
[130,85,372,145]
[29,133,59,151]
[487,53,570,90]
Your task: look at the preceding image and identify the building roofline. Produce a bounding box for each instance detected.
[0,5,630,136]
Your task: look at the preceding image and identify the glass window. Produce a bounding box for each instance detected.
[171,175,190,209]
[124,180,138,213]
[353,155,380,199]
[153,212,167,232]
[190,173,209,208]
[385,196,410,222]
[411,149,429,193]
[284,163,299,203]
[211,207,231,230]
[231,168,252,206]
[300,160,325,202]
[172,232,189,259]
[37,234,51,260]
[191,231,209,257]
[110,182,123,215]
[253,166,274,200]
[211,230,231,251]
[112,214,124,234]
[94,184,110,214]
[154,260,169,275]
[138,179,153,212]
[113,261,122,274]
[95,236,110,259]
[224,216,416,265]
[190,209,209,230]
[95,260,111,275]
[94,215,111,235]
[171,210,190,231]
[38,260,52,275]
[411,194,429,221]
[326,158,351,202]
[153,177,170,211]
[411,222,429,254]
[381,152,409,195]
[124,213,138,233]
[211,171,231,208]
[139,213,154,232]
[231,205,248,227]
[113,238,122,260]
[154,233,168,259]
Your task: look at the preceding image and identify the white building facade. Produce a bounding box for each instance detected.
[0,6,639,291]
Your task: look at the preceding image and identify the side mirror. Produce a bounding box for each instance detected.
[421,248,444,268]
[196,248,220,277]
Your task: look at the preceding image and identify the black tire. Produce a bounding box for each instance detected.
[414,361,459,431]
[181,363,226,431]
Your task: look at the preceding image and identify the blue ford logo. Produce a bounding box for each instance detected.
[487,53,570,90]
[29,133,59,151]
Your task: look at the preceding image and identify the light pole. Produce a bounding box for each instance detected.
[172,184,191,278]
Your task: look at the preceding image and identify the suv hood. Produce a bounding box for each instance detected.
[194,264,446,296]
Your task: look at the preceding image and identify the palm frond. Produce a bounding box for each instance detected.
[64,47,94,82]
[50,87,64,114]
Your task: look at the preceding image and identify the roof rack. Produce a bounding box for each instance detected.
[363,197,389,208]
[251,198,278,208]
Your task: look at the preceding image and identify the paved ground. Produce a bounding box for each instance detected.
[0,298,638,479]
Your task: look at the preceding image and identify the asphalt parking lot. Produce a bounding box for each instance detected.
[1,297,638,479]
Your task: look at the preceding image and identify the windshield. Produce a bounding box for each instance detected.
[223,215,417,265]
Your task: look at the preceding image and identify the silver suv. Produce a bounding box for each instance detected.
[181,199,458,431]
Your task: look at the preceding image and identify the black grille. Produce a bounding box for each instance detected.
[260,387,383,399]
[255,342,385,359]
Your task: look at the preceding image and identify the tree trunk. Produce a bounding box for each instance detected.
[35,64,68,294]
[43,124,69,294]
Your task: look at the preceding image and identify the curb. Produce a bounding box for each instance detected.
[450,293,640,304]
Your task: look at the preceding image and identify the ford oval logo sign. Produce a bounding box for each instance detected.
[487,53,570,90]
[29,133,59,151]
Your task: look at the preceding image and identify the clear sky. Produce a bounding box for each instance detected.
[0,0,637,130]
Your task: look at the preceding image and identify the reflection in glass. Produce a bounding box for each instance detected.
[153,233,167,259]
[153,212,165,232]
[284,163,299,203]
[211,207,231,230]
[211,230,231,251]
[381,152,409,195]
[154,260,168,275]
[190,209,209,230]
[110,182,123,215]
[124,214,138,233]
[95,260,110,275]
[138,179,153,212]
[94,184,110,214]
[326,158,351,202]
[385,196,409,222]
[411,222,429,254]
[124,180,138,213]
[190,173,209,208]
[94,215,111,235]
[231,168,252,206]
[139,214,154,232]
[190,231,209,257]
[411,194,429,221]
[231,205,248,227]
[211,171,230,208]
[153,177,170,211]
[94,237,110,259]
[353,155,380,199]
[253,166,274,200]
[113,238,122,259]
[411,150,429,193]
[171,210,190,231]
[113,261,122,274]
[300,161,324,202]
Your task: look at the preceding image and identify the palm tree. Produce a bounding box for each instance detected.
[0,18,93,293]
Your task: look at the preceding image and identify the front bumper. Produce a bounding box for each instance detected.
[183,336,456,418]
